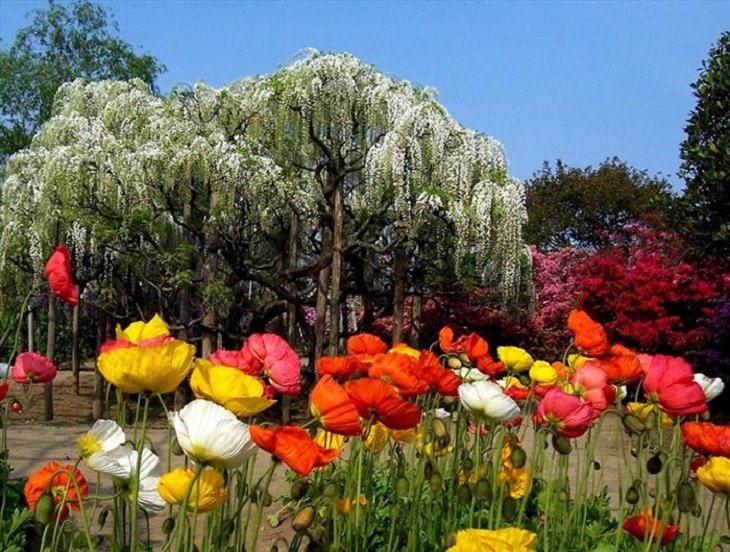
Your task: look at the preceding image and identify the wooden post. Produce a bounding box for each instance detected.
[44,296,56,421]
[283,213,299,424]
[72,302,80,394]
[93,310,107,420]
[327,182,344,355]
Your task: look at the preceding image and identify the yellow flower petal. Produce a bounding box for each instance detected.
[448,527,537,552]
[191,360,275,417]
[697,456,730,494]
[497,346,534,373]
[364,423,390,452]
[158,467,228,512]
[314,431,346,451]
[529,360,558,386]
[388,343,421,359]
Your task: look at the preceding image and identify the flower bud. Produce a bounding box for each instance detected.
[691,503,702,517]
[290,480,309,500]
[510,446,527,468]
[502,497,517,520]
[97,507,110,529]
[430,418,448,439]
[457,484,472,504]
[447,357,462,370]
[647,454,663,475]
[622,414,646,435]
[676,481,696,513]
[429,471,443,492]
[262,492,272,507]
[593,461,601,471]
[10,400,22,414]
[462,457,474,473]
[395,477,410,497]
[625,486,640,504]
[171,438,184,456]
[292,506,316,532]
[474,479,492,502]
[458,353,470,365]
[552,435,572,455]
[323,483,339,499]
[162,517,175,535]
[33,493,54,526]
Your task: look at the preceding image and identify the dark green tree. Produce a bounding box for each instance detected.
[679,31,730,254]
[524,157,672,250]
[0,0,165,161]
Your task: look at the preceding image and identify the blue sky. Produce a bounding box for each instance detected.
[2,1,729,189]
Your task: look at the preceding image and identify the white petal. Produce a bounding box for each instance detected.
[137,476,165,513]
[694,373,724,402]
[137,448,161,479]
[88,420,126,452]
[85,449,130,478]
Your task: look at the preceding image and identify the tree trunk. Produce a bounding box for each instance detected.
[201,190,219,358]
[27,309,34,352]
[175,198,193,411]
[93,310,108,420]
[392,233,408,344]
[44,297,56,421]
[327,182,344,354]
[313,226,332,366]
[410,293,423,348]
[72,302,80,395]
[283,213,300,424]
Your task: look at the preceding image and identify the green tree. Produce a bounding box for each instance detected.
[0,0,164,162]
[679,31,730,254]
[524,157,672,250]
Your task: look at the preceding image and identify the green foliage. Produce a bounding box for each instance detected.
[679,31,730,254]
[524,158,672,250]
[0,508,32,552]
[0,0,165,162]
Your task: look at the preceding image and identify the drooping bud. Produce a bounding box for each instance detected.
[474,479,492,502]
[646,454,663,475]
[33,493,55,525]
[676,481,696,513]
[625,486,640,505]
[292,506,316,532]
[447,357,462,370]
[395,477,410,497]
[502,497,517,520]
[290,479,309,500]
[97,506,110,529]
[457,484,472,504]
[622,414,646,436]
[430,418,448,439]
[510,446,527,468]
[552,434,572,455]
[162,517,175,535]
[171,437,184,456]
[429,471,443,492]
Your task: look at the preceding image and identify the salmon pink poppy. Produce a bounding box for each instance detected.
[209,349,259,376]
[572,361,616,413]
[44,246,78,307]
[623,508,679,546]
[567,309,610,357]
[681,422,730,457]
[11,352,57,384]
[643,355,707,417]
[534,388,596,438]
[250,425,339,476]
[418,351,460,396]
[368,353,429,397]
[344,378,421,430]
[24,461,89,520]
[241,334,301,396]
[310,375,362,436]
[598,345,642,384]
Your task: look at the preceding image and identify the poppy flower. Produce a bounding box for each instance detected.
[11,352,57,384]
[250,425,339,476]
[696,456,730,494]
[497,346,534,373]
[209,349,259,376]
[438,327,467,354]
[363,422,390,452]
[347,333,388,358]
[418,351,460,396]
[313,430,347,451]
[498,376,531,402]
[310,375,362,436]
[598,345,642,385]
[623,508,679,546]
[693,373,724,402]
[78,419,126,475]
[190,359,275,417]
[499,443,531,499]
[317,356,357,379]
[627,403,673,428]
[567,309,610,357]
[98,316,195,395]
[0,382,8,402]
[241,334,301,396]
[529,361,559,386]
[389,343,420,359]
[344,378,421,430]
[681,422,730,457]
[24,461,89,520]
[446,527,537,552]
[368,353,429,397]
[475,355,506,377]
[534,388,596,438]
[44,245,78,307]
[643,355,707,417]
[458,380,521,421]
[158,467,228,512]
[572,361,616,413]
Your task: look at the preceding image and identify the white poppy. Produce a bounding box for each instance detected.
[615,385,628,401]
[458,380,520,421]
[78,420,127,476]
[453,367,489,383]
[93,445,165,513]
[171,399,257,469]
[433,408,451,419]
[693,373,724,402]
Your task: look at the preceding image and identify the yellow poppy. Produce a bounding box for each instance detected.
[158,467,228,512]
[497,347,534,373]
[697,456,730,494]
[447,527,537,552]
[529,360,558,386]
[314,430,347,452]
[190,360,275,417]
[626,402,673,428]
[364,422,390,453]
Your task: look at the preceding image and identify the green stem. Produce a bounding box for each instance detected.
[249,462,276,552]
[129,394,150,552]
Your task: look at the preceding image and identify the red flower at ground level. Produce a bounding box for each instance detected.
[623,508,679,546]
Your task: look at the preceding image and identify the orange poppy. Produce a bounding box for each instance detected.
[475,356,506,377]
[567,309,610,357]
[310,375,362,436]
[598,344,642,384]
[344,378,421,430]
[368,353,429,397]
[438,327,467,354]
[347,333,388,358]
[317,356,358,379]
[24,461,89,520]
[250,425,339,476]
[418,351,460,396]
[465,334,489,362]
[681,422,730,457]
[623,508,679,546]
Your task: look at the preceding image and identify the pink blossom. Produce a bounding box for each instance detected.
[642,355,707,416]
[11,352,57,384]
[533,388,596,438]
[572,361,615,413]
[241,334,301,396]
[209,349,259,376]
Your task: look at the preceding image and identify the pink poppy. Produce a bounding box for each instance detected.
[533,388,596,438]
[11,352,57,384]
[573,361,616,413]
[44,246,78,307]
[643,355,707,417]
[209,349,259,376]
[241,334,301,396]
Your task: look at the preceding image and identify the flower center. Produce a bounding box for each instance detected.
[78,435,102,458]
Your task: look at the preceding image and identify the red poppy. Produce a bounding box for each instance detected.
[533,388,596,438]
[250,425,339,477]
[310,375,362,436]
[438,327,467,354]
[475,356,506,377]
[418,351,460,396]
[209,349,259,376]
[24,461,89,520]
[344,378,421,430]
[347,333,388,357]
[44,246,78,307]
[623,508,679,546]
[643,355,707,417]
[598,344,642,384]
[681,422,730,457]
[317,356,358,379]
[11,352,57,384]
[0,382,8,401]
[368,353,429,397]
[465,334,488,362]
[567,309,610,357]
